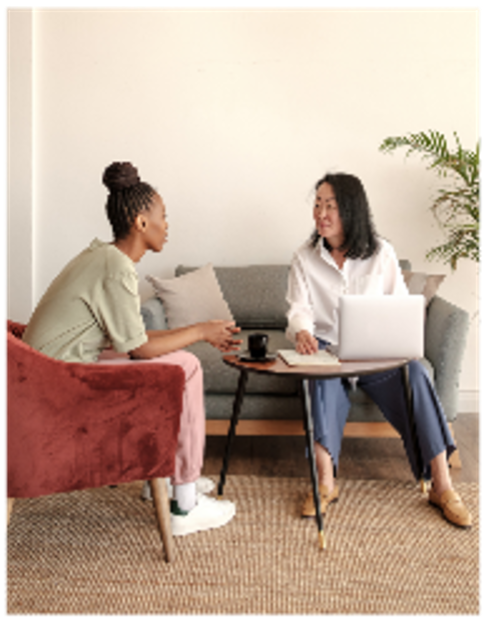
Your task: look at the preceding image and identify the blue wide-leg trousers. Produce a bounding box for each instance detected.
[309,346,456,480]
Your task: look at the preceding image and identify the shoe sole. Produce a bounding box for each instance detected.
[171,505,236,537]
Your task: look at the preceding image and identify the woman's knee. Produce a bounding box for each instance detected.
[408,359,429,384]
[175,351,203,381]
[150,350,203,382]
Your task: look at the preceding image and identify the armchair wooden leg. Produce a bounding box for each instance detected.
[3,498,14,533]
[150,478,174,563]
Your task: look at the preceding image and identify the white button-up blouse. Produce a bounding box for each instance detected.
[286,237,408,345]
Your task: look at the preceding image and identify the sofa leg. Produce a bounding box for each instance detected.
[3,498,14,533]
[150,478,174,562]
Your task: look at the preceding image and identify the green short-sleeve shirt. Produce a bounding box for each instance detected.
[23,239,148,363]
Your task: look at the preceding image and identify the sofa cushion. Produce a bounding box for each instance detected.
[176,265,290,329]
[141,296,168,331]
[204,393,303,420]
[402,270,445,306]
[147,264,233,329]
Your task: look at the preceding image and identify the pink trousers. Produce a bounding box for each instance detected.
[97,349,206,485]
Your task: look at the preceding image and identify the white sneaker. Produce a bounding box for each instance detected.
[170,494,236,537]
[141,476,216,502]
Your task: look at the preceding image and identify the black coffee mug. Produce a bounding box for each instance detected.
[248,333,269,359]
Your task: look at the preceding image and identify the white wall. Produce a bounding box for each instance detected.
[8,8,479,404]
[7,9,34,323]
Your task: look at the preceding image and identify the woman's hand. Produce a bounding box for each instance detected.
[295,330,318,355]
[200,320,242,352]
[130,320,241,359]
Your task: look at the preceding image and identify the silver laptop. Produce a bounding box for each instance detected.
[337,295,424,360]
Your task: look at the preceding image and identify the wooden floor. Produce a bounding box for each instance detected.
[202,413,479,484]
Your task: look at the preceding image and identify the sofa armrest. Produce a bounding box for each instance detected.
[141,297,167,331]
[425,295,469,421]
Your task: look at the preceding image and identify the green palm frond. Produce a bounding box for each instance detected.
[379,130,479,185]
[379,130,479,270]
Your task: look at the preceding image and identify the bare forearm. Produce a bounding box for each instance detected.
[131,321,242,360]
[145,328,195,340]
[131,325,205,359]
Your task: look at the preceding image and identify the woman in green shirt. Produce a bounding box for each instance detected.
[24,161,241,537]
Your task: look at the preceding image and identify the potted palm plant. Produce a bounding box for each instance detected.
[379,130,479,270]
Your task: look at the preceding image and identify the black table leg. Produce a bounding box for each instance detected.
[218,369,249,497]
[300,378,326,550]
[401,363,426,493]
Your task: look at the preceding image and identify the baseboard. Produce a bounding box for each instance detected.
[206,419,304,436]
[207,420,401,438]
[457,390,479,414]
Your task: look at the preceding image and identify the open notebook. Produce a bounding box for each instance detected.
[278,348,340,367]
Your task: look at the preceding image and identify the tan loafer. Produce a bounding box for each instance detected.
[429,487,472,528]
[301,484,339,518]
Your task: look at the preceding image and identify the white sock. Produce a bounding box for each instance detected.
[173,482,197,512]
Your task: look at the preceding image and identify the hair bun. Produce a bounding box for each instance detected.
[102,162,140,191]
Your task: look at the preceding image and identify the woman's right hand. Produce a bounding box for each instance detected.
[295,330,318,355]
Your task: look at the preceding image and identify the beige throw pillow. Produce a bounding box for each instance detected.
[402,270,445,306]
[146,263,233,329]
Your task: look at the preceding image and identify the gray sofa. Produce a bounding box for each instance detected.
[141,262,469,428]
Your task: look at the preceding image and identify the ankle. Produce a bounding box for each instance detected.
[173,482,197,512]
[430,451,453,497]
[431,480,452,496]
[319,479,335,492]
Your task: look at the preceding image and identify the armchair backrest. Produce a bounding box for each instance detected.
[7,321,185,499]
[8,320,27,339]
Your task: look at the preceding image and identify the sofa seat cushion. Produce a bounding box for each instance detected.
[205,393,304,420]
[186,329,297,395]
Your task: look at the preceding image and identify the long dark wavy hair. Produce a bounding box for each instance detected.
[311,173,379,259]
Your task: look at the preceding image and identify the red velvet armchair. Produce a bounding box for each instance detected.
[7,320,185,562]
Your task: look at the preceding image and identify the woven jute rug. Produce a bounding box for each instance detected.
[7,476,478,615]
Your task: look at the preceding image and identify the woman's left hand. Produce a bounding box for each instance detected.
[200,320,243,352]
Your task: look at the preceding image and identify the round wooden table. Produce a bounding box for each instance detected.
[219,354,423,550]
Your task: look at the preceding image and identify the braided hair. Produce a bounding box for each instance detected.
[102,162,157,240]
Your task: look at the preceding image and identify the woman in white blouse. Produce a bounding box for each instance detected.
[286,173,471,528]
